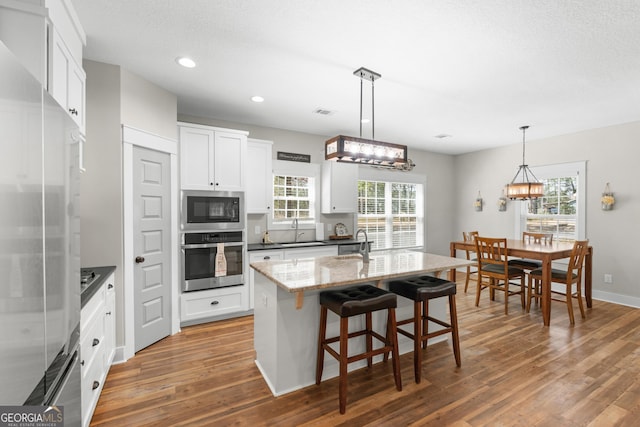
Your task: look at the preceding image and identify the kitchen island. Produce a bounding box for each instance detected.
[250,250,474,396]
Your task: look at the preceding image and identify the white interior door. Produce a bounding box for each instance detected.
[133,146,171,352]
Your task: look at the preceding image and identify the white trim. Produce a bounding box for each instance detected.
[121,125,180,361]
[177,121,249,136]
[592,291,640,309]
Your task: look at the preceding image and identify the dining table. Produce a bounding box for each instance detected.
[450,239,593,326]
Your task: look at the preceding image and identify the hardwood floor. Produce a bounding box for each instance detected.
[90,279,640,426]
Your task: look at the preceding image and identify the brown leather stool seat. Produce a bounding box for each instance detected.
[389,276,460,383]
[316,284,402,414]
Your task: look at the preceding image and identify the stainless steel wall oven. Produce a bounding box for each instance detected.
[181,231,245,292]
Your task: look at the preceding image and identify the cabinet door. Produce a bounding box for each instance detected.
[213,131,246,191]
[249,250,283,309]
[246,139,273,213]
[49,28,85,133]
[67,61,85,133]
[103,275,115,367]
[180,126,214,190]
[322,161,358,213]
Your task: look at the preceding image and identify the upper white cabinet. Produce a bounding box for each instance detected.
[46,0,86,133]
[321,161,358,213]
[179,122,248,191]
[246,138,273,214]
[49,27,85,133]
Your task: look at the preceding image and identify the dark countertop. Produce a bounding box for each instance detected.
[247,239,365,251]
[81,265,116,308]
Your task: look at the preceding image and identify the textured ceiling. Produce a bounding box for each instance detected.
[71,0,640,155]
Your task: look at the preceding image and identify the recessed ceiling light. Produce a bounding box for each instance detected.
[176,57,196,68]
[251,95,265,103]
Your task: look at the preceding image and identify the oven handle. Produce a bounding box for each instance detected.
[181,242,244,249]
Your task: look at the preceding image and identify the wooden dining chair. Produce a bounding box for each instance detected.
[462,231,479,293]
[526,240,589,325]
[508,232,554,270]
[474,236,526,315]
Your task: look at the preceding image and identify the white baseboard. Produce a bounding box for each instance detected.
[592,290,640,309]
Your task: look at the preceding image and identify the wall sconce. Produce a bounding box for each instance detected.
[474,191,483,212]
[601,182,615,210]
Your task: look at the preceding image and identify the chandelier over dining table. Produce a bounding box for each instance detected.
[505,125,543,200]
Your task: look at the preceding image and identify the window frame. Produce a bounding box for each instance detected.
[357,167,425,251]
[515,161,586,241]
[268,160,320,230]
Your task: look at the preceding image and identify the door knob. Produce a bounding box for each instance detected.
[135,256,145,263]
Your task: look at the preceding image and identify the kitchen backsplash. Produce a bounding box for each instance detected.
[246,213,355,244]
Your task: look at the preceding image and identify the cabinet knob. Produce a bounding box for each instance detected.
[81,360,85,366]
[215,182,220,186]
[210,300,219,305]
[264,256,271,260]
[106,311,112,316]
[92,338,100,347]
[108,283,114,289]
[135,256,145,263]
[210,182,214,186]
[69,108,78,116]
[92,381,100,390]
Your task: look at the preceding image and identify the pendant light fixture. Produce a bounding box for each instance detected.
[505,125,543,200]
[325,67,411,169]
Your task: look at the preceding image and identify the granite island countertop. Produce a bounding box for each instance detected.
[250,250,474,293]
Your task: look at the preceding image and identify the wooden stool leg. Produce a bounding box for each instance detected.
[388,307,402,391]
[366,312,373,368]
[315,306,327,385]
[413,300,422,384]
[422,300,428,350]
[339,316,349,414]
[449,294,461,367]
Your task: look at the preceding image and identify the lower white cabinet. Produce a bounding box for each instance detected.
[180,286,247,324]
[81,271,115,427]
[249,250,284,309]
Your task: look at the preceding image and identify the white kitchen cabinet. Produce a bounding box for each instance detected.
[180,286,247,324]
[283,246,338,260]
[248,250,284,309]
[179,122,248,191]
[321,161,358,213]
[246,138,273,214]
[80,272,116,427]
[47,0,86,134]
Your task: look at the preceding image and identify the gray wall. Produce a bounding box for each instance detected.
[454,121,640,304]
[82,60,177,348]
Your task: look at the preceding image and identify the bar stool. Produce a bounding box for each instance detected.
[388,276,460,383]
[315,284,402,414]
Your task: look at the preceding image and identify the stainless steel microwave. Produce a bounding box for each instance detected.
[181,190,245,231]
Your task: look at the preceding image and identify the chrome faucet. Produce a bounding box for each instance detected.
[292,218,304,242]
[355,228,369,263]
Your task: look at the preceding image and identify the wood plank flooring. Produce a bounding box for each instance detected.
[90,278,640,426]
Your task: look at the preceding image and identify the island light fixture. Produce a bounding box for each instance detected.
[325,67,408,168]
[505,125,543,200]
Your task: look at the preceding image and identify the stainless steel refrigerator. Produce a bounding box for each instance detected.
[0,41,81,424]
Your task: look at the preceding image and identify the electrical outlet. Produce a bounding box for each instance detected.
[604,274,613,284]
[262,294,268,307]
[254,225,261,235]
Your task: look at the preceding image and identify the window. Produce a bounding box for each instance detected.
[273,174,313,220]
[270,160,318,228]
[357,179,424,250]
[516,161,586,242]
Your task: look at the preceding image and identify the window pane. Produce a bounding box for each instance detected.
[272,173,315,223]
